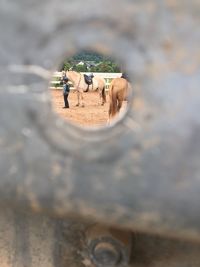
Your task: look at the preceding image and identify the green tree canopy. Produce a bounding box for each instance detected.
[91,61,120,73]
[75,64,88,72]
[59,51,121,73]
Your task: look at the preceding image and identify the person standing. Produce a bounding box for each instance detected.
[60,70,66,86]
[63,77,70,108]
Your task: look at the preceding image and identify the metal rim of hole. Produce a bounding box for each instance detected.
[36,19,137,159]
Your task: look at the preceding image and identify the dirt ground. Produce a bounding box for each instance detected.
[50,89,110,127]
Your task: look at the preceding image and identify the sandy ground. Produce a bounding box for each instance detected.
[50,89,110,127]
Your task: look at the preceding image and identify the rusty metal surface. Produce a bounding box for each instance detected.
[1,208,200,267]
[1,0,200,266]
[0,208,89,267]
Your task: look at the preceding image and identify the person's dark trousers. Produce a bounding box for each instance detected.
[63,94,69,108]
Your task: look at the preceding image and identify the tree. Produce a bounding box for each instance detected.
[91,61,114,72]
[63,62,71,71]
[58,53,121,73]
[59,61,72,71]
[75,64,88,72]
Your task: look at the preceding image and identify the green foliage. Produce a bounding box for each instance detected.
[59,51,121,73]
[63,62,71,71]
[71,50,104,62]
[59,61,71,71]
[75,64,88,72]
[91,61,120,73]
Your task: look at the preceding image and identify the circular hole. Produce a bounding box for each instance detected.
[49,49,133,131]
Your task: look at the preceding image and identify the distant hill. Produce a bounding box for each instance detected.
[70,50,111,63]
[59,50,121,72]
